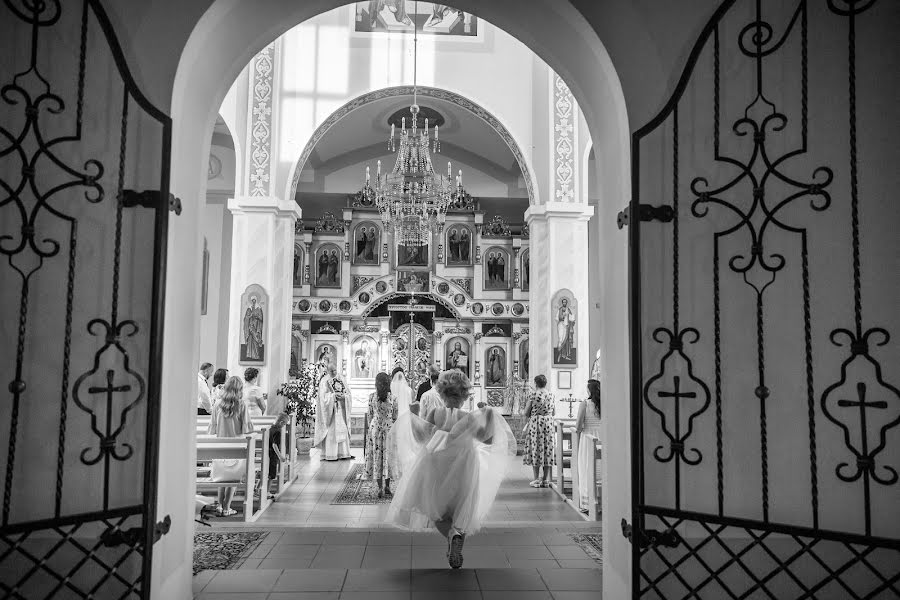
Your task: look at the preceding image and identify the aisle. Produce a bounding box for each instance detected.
[209,451,588,528]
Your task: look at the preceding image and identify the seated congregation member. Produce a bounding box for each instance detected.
[197,362,214,415]
[313,364,353,461]
[412,366,442,418]
[207,376,255,516]
[575,379,602,512]
[523,374,556,488]
[243,368,267,417]
[415,364,438,402]
[387,370,517,569]
[210,368,228,406]
[365,372,398,497]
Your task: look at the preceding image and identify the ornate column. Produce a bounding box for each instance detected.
[226,196,302,402]
[524,202,593,403]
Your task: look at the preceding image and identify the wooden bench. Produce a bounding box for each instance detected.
[196,417,298,499]
[195,430,270,522]
[551,418,576,500]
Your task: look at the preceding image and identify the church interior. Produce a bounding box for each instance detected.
[1,1,898,599]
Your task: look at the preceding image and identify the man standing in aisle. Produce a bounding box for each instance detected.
[197,362,214,415]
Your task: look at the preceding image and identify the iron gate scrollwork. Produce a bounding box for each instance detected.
[0,1,170,598]
[629,0,900,598]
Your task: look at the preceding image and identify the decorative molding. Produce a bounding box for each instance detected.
[294,219,304,234]
[445,326,471,334]
[248,44,275,196]
[340,330,350,343]
[315,212,345,233]
[353,324,381,333]
[352,276,376,294]
[485,325,506,337]
[482,215,512,237]
[289,86,538,205]
[315,324,339,335]
[552,73,576,202]
[450,278,472,295]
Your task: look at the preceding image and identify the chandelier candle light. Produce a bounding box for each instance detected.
[363,1,462,246]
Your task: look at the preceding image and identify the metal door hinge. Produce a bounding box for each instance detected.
[101,514,171,548]
[617,204,674,229]
[621,518,679,549]
[120,189,182,215]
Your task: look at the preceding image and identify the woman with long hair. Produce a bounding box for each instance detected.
[575,378,602,512]
[207,375,255,516]
[387,370,517,569]
[365,372,398,497]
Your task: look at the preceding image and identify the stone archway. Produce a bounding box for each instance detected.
[161,2,640,597]
[286,85,540,205]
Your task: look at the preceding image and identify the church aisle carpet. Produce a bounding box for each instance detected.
[331,463,391,505]
[193,531,269,574]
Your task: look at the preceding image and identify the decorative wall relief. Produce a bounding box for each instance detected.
[352,276,375,294]
[552,72,576,202]
[551,289,576,367]
[315,243,342,288]
[239,284,268,364]
[248,44,275,197]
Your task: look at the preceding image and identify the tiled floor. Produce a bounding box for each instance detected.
[195,453,602,599]
[209,452,589,528]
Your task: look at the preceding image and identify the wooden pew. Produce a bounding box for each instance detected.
[195,430,270,522]
[196,416,298,497]
[578,433,602,521]
[551,418,576,500]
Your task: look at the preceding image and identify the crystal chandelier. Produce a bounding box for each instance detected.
[363,2,462,246]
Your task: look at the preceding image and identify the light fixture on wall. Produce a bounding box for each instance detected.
[363,0,462,246]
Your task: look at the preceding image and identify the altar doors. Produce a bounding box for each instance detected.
[391,323,432,391]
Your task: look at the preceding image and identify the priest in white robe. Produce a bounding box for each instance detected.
[313,364,353,461]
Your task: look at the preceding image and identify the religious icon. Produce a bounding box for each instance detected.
[354,1,478,37]
[484,247,510,290]
[485,346,507,387]
[353,223,380,265]
[315,244,341,288]
[397,241,428,267]
[399,271,427,292]
[445,337,470,376]
[290,333,302,377]
[446,225,472,266]
[552,289,577,366]
[521,249,530,291]
[316,343,337,367]
[239,284,267,364]
[293,244,304,286]
[353,336,377,378]
[519,339,530,379]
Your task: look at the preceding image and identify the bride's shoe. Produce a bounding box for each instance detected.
[448,528,464,569]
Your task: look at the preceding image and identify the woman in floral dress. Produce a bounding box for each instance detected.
[523,374,556,487]
[366,372,398,497]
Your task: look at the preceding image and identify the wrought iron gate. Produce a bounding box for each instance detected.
[0,1,171,598]
[392,322,433,391]
[627,1,899,597]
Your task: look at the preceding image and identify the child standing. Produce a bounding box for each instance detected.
[208,376,255,516]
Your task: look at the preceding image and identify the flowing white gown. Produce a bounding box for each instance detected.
[386,405,517,534]
[391,372,413,418]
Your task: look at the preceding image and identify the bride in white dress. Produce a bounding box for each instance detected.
[387,370,517,568]
[390,367,413,418]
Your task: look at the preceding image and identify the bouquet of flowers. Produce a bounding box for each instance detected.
[277,363,319,437]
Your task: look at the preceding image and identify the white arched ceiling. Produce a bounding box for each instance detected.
[286,85,537,204]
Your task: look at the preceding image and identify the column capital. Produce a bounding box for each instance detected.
[524,202,594,223]
[228,195,301,220]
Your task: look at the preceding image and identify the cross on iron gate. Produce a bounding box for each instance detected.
[837,381,888,464]
[657,375,696,451]
[88,369,133,450]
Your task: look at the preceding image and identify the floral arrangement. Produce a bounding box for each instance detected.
[277,363,321,437]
